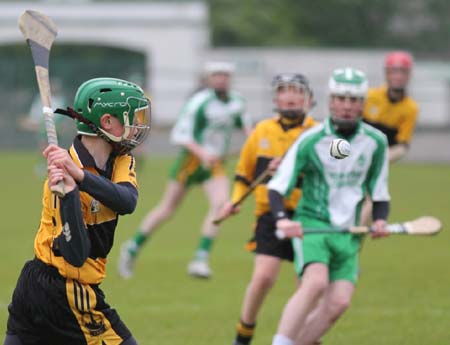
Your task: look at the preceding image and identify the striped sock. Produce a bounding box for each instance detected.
[194,236,214,261]
[234,320,256,345]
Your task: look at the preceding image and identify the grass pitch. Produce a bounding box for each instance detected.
[0,152,449,344]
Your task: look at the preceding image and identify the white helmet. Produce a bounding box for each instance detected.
[204,61,235,75]
[328,67,368,98]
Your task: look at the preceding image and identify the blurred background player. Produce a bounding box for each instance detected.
[363,51,418,161]
[218,73,316,345]
[360,51,418,225]
[118,61,252,279]
[4,78,151,345]
[268,68,390,345]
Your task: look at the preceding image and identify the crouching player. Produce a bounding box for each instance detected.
[218,73,317,345]
[4,78,150,345]
[268,68,390,345]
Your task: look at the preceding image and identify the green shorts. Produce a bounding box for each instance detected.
[168,150,226,187]
[292,233,362,284]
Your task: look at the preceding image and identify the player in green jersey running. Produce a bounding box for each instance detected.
[118,61,252,279]
[268,68,390,345]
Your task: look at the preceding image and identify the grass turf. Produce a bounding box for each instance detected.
[0,152,449,344]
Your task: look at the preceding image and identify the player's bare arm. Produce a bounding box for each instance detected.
[217,201,241,220]
[268,157,282,173]
[184,141,220,167]
[388,143,408,161]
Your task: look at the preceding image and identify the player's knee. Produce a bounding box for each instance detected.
[155,203,176,220]
[327,295,352,319]
[304,275,328,295]
[252,272,277,291]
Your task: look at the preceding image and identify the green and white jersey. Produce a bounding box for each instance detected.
[171,88,251,157]
[268,117,390,229]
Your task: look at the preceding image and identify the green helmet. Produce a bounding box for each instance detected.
[73,77,151,153]
[328,67,368,98]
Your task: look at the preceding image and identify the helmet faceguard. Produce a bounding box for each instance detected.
[328,68,368,133]
[68,78,151,154]
[98,96,151,154]
[272,73,312,122]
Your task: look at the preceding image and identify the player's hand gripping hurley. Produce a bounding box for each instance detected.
[213,168,273,225]
[18,10,65,197]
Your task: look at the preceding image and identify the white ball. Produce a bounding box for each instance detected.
[330,138,351,159]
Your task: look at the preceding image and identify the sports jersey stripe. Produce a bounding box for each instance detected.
[181,89,214,115]
[70,146,84,168]
[361,122,388,144]
[235,174,251,186]
[128,155,135,170]
[170,89,214,145]
[268,123,324,196]
[362,123,390,201]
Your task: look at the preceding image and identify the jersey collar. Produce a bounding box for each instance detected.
[70,135,97,169]
[70,136,116,178]
[324,116,363,140]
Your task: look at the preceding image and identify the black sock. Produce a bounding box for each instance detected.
[234,320,256,345]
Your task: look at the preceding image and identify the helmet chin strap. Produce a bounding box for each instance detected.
[55,107,132,155]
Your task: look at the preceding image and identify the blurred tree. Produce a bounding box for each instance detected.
[209,0,450,55]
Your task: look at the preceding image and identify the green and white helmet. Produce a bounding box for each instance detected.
[73,77,151,154]
[328,67,368,98]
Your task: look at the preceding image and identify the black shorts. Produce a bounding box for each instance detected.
[246,211,295,261]
[7,258,133,345]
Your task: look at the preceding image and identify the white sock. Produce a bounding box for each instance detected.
[272,334,294,345]
[194,249,209,261]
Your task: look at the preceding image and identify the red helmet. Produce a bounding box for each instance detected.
[385,51,413,69]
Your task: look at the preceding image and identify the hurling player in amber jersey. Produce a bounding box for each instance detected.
[361,51,418,225]
[218,73,317,345]
[363,51,418,162]
[5,78,150,345]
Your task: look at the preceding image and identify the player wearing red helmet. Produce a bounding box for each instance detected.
[361,52,418,224]
[363,51,418,161]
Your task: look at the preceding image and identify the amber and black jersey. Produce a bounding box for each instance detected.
[232,115,318,216]
[34,136,138,285]
[363,86,418,146]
